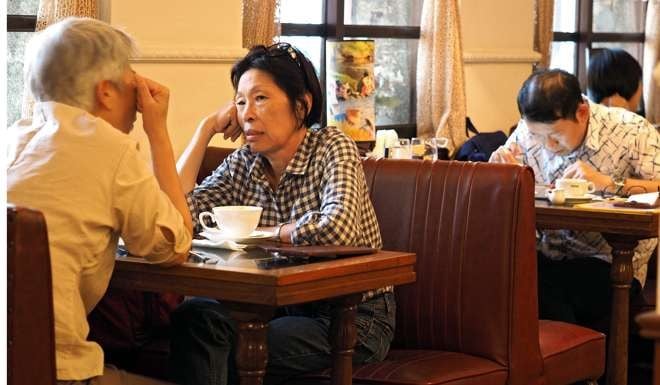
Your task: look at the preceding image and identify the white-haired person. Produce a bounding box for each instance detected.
[7,17,192,385]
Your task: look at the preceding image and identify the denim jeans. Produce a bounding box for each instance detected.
[538,255,642,328]
[169,292,395,385]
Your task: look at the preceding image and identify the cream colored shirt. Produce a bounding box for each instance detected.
[7,102,192,380]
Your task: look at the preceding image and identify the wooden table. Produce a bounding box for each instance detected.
[535,200,659,385]
[110,248,416,385]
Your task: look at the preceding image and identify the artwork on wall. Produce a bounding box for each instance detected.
[326,40,376,142]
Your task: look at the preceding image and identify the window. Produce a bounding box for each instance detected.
[278,0,422,138]
[7,0,39,125]
[550,0,647,85]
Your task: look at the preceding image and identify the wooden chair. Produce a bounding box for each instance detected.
[636,311,660,385]
[7,205,57,385]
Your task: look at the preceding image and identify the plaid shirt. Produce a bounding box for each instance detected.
[508,101,659,285]
[187,126,388,299]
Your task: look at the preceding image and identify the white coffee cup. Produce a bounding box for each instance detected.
[198,206,263,238]
[555,178,595,197]
[546,188,566,205]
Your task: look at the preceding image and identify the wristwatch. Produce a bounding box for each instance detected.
[612,176,626,196]
[272,223,284,242]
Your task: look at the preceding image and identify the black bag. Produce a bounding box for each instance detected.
[454,117,508,162]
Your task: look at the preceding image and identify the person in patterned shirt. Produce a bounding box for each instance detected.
[170,43,392,385]
[490,69,660,328]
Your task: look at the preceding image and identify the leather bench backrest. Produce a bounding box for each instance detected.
[197,147,236,185]
[7,205,57,385]
[362,158,542,385]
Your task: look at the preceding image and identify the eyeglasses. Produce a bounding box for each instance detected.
[262,42,302,68]
[599,183,651,199]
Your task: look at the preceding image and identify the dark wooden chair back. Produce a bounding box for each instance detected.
[7,205,57,385]
[196,147,236,185]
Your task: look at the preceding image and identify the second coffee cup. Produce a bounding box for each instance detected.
[555,178,595,197]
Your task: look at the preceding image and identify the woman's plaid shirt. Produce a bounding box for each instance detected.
[188,126,382,247]
[187,126,389,299]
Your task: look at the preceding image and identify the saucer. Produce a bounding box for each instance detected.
[199,230,274,244]
[191,239,247,251]
[563,193,599,202]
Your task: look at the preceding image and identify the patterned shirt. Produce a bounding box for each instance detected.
[188,126,382,246]
[508,101,660,285]
[187,126,386,299]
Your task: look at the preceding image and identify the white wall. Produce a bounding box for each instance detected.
[110,0,246,161]
[110,0,536,159]
[461,0,538,134]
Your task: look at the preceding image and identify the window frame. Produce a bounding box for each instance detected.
[552,0,647,85]
[7,14,37,124]
[7,14,37,31]
[280,0,421,137]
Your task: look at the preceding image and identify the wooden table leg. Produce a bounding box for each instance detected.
[228,307,275,385]
[235,320,269,385]
[604,233,639,385]
[330,294,362,385]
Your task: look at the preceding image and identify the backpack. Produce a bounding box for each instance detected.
[453,117,508,162]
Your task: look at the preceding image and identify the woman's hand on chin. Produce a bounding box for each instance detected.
[200,102,243,142]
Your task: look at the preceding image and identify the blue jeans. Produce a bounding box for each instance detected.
[169,292,395,385]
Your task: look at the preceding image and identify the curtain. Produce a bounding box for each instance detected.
[415,0,467,154]
[534,0,554,69]
[643,0,660,124]
[242,0,279,49]
[21,0,98,118]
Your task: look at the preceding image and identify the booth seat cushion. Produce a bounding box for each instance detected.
[539,320,605,385]
[297,350,508,385]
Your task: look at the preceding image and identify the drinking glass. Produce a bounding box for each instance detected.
[422,138,439,161]
[410,138,444,161]
[390,138,411,159]
[411,138,425,160]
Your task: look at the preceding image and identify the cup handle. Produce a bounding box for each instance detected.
[198,212,218,232]
[587,182,596,193]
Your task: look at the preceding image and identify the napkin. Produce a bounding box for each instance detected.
[373,130,399,158]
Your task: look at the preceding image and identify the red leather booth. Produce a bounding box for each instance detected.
[91,147,606,384]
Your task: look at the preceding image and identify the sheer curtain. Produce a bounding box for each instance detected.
[242,0,279,48]
[21,0,98,118]
[534,0,555,69]
[415,0,467,154]
[643,0,659,124]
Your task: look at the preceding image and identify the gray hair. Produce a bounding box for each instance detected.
[24,17,137,112]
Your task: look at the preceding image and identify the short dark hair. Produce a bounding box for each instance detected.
[587,48,642,103]
[517,69,584,123]
[230,43,323,128]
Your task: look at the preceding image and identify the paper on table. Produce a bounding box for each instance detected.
[627,192,659,206]
[574,200,660,213]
